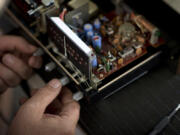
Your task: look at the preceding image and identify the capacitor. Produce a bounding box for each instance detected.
[94,19,101,30]
[92,35,102,50]
[92,56,98,68]
[45,62,56,72]
[84,24,93,33]
[86,31,94,42]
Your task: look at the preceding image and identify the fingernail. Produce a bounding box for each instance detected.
[49,79,61,89]
[3,54,14,64]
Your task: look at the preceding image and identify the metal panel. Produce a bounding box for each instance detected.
[47,17,94,78]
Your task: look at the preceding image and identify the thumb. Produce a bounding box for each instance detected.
[22,79,62,118]
[59,88,80,127]
[60,101,80,127]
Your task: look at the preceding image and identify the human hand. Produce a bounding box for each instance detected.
[0,35,42,94]
[8,79,80,135]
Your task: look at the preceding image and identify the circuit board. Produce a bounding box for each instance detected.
[10,0,165,91]
[63,11,164,80]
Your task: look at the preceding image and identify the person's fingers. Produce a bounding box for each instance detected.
[0,36,36,54]
[22,79,62,118]
[59,101,80,127]
[30,89,38,96]
[0,63,21,87]
[59,88,80,127]
[46,99,62,114]
[2,54,32,79]
[19,89,38,105]
[19,97,28,105]
[60,87,73,104]
[0,78,8,94]
[28,56,42,69]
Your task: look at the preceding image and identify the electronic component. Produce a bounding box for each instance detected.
[92,35,102,50]
[59,76,70,86]
[41,0,54,6]
[131,13,160,45]
[59,76,84,101]
[84,24,93,33]
[68,0,98,17]
[65,3,89,27]
[118,47,134,59]
[86,31,94,42]
[10,0,165,100]
[45,62,56,72]
[73,91,84,101]
[94,19,101,30]
[92,56,98,68]
[47,16,96,78]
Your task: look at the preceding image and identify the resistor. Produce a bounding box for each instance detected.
[100,25,106,36]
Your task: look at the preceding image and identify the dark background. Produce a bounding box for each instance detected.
[80,64,180,135]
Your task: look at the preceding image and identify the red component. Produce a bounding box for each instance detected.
[59,8,67,21]
[93,36,99,41]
